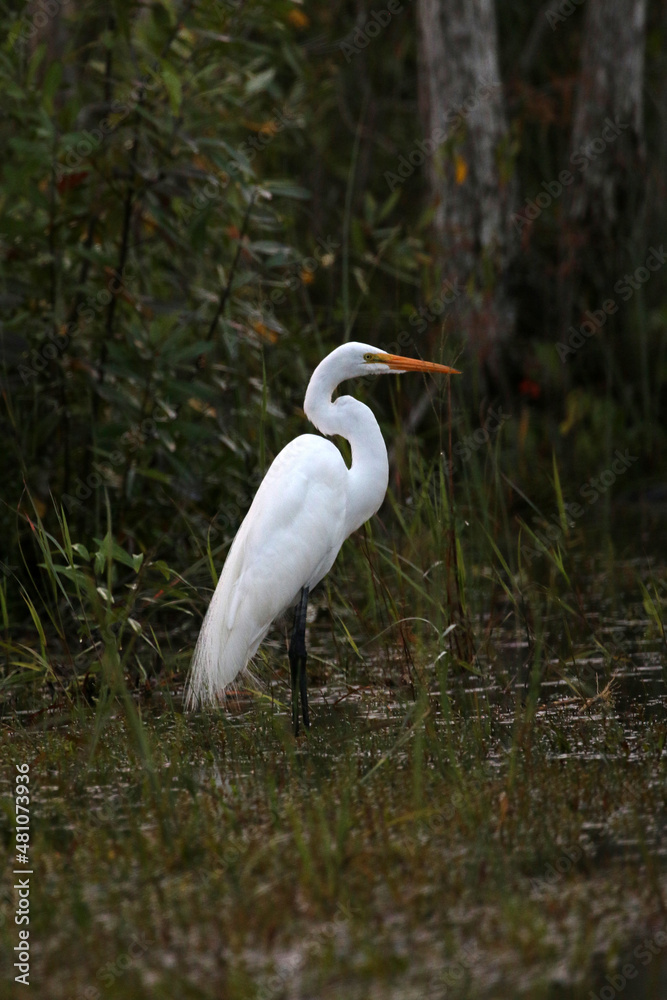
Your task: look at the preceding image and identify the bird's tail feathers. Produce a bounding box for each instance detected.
[184,576,269,710]
[185,582,247,709]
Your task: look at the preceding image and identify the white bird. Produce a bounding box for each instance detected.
[185,341,460,733]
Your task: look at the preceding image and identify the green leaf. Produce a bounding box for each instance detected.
[263,179,311,200]
[245,68,275,97]
[153,561,173,580]
[132,467,173,484]
[161,63,182,114]
[27,44,47,87]
[93,533,144,574]
[378,187,402,222]
[248,240,292,256]
[42,61,63,114]
[45,564,90,587]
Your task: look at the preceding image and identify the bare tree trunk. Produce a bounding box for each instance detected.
[561,0,647,316]
[416,0,517,376]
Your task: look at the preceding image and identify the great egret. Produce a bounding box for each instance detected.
[185,341,460,733]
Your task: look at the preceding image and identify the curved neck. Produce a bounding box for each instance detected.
[304,368,389,534]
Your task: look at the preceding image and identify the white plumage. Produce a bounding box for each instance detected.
[185,341,459,722]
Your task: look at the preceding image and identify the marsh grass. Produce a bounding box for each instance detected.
[1,436,666,998]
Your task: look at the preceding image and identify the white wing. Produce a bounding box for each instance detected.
[185,434,349,708]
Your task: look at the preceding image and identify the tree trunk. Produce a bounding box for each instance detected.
[561,0,647,314]
[416,0,517,376]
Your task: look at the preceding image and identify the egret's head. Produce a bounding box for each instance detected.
[358,345,461,378]
[306,342,461,411]
[305,341,461,430]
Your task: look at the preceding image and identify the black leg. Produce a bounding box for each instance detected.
[289,586,310,736]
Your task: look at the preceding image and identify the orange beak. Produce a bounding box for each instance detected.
[371,352,461,375]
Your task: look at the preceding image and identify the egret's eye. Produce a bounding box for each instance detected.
[363,353,375,362]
